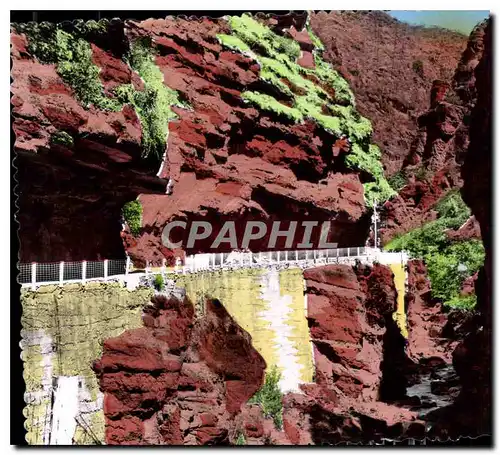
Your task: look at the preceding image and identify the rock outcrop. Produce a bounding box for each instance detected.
[11,31,166,262]
[12,15,374,265]
[428,18,492,440]
[93,294,272,445]
[282,263,420,444]
[378,20,487,242]
[310,11,467,176]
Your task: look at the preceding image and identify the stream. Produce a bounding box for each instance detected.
[405,364,461,418]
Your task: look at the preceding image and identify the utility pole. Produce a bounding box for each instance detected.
[371,199,380,250]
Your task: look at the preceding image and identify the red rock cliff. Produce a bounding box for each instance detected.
[93,294,268,445]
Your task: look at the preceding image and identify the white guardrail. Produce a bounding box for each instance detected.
[18,248,409,289]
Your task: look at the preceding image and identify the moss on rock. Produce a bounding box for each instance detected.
[14,21,121,111]
[114,37,189,162]
[217,13,394,206]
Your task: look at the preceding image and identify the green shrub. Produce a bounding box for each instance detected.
[153,274,165,292]
[14,22,120,111]
[435,189,470,222]
[115,38,187,162]
[385,190,484,309]
[346,144,396,206]
[51,130,74,147]
[218,14,392,206]
[444,294,477,310]
[122,200,142,236]
[216,34,251,52]
[248,365,283,429]
[242,91,303,122]
[235,432,246,445]
[415,165,431,182]
[388,170,407,192]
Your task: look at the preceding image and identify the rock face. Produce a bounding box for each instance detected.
[405,260,458,363]
[93,294,271,445]
[430,18,492,440]
[11,31,166,262]
[122,17,369,266]
[378,21,487,242]
[281,264,419,444]
[309,13,490,247]
[310,11,467,175]
[12,16,372,266]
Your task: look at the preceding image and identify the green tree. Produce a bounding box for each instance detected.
[249,365,283,429]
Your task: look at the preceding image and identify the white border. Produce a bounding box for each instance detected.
[2,3,498,453]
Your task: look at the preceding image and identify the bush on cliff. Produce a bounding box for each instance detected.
[122,200,142,236]
[385,191,484,309]
[217,14,394,206]
[153,274,165,292]
[51,130,74,148]
[115,38,187,162]
[14,22,121,111]
[435,189,471,221]
[248,365,283,429]
[235,433,246,445]
[388,170,408,192]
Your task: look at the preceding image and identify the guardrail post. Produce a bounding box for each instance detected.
[277,251,280,263]
[295,251,298,261]
[357,247,360,257]
[31,262,36,290]
[59,262,64,285]
[125,256,130,277]
[82,261,87,284]
[347,248,350,258]
[104,259,108,280]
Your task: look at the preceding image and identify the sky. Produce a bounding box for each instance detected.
[388,10,490,35]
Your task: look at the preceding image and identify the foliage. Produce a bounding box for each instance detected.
[115,38,187,161]
[248,365,283,429]
[388,170,408,192]
[435,189,471,221]
[425,240,484,304]
[122,200,142,236]
[72,18,110,37]
[242,91,303,122]
[444,294,477,310]
[51,130,74,147]
[216,34,251,52]
[218,13,392,205]
[385,191,484,309]
[153,274,165,292]
[415,165,432,182]
[346,144,396,206]
[235,432,246,445]
[14,22,120,111]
